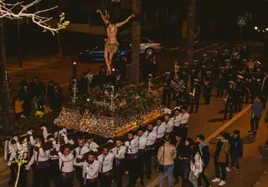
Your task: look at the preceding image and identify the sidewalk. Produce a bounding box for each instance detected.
[7,56,65,75]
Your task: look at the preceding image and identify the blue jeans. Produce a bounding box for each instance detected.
[159,164,174,187]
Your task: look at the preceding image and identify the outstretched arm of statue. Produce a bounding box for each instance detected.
[96,9,109,25]
[116,14,135,28]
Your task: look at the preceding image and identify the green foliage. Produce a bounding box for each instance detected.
[66,84,161,122]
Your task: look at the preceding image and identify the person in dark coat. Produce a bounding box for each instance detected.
[141,55,153,81]
[79,73,89,94]
[230,130,243,173]
[18,84,32,116]
[29,76,46,98]
[196,134,211,187]
[51,83,64,113]
[115,55,127,81]
[173,134,185,185]
[97,66,108,85]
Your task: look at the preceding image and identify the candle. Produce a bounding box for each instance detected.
[72,61,77,78]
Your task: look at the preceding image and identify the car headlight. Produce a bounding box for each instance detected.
[254,26,258,30]
[266,28,268,31]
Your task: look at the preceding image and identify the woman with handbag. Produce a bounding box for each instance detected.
[189,146,203,187]
[157,134,177,187]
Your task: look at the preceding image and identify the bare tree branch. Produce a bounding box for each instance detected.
[0,0,69,34]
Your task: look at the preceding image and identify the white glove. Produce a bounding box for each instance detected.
[27,130,33,135]
[68,140,75,145]
[107,140,113,143]
[92,148,98,152]
[36,143,41,148]
[25,165,30,170]
[13,136,18,142]
[40,126,46,130]
[7,161,12,166]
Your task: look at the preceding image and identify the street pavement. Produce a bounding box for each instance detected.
[2,43,268,187]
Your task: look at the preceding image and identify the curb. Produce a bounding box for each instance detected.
[205,104,252,143]
[253,169,268,187]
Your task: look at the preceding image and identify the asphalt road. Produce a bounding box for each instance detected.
[3,43,268,187]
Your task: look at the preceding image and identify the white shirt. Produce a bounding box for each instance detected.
[165,120,174,133]
[54,128,67,139]
[40,126,49,141]
[74,145,90,166]
[144,130,157,146]
[172,114,181,127]
[86,141,99,152]
[5,141,22,162]
[81,160,100,179]
[58,152,74,173]
[154,123,166,138]
[28,147,50,167]
[124,138,139,154]
[97,153,114,173]
[136,135,147,150]
[181,112,190,125]
[110,146,126,160]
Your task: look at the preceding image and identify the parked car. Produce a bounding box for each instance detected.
[123,36,164,55]
[78,42,130,62]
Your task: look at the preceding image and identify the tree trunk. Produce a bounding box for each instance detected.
[130,0,141,84]
[0,18,12,133]
[187,0,196,64]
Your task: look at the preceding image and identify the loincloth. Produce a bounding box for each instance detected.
[105,42,119,54]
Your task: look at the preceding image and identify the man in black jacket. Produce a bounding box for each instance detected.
[196,134,211,187]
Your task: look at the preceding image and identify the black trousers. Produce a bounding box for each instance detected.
[114,164,125,187]
[75,166,84,187]
[217,85,224,98]
[99,171,112,187]
[20,166,28,187]
[126,155,138,187]
[203,89,211,105]
[137,150,145,185]
[251,116,261,132]
[50,160,60,187]
[145,149,154,178]
[198,166,210,187]
[8,163,17,185]
[174,159,181,182]
[190,97,200,113]
[224,102,233,119]
[233,97,243,112]
[214,161,226,181]
[60,173,73,187]
[33,167,50,187]
[231,156,240,170]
